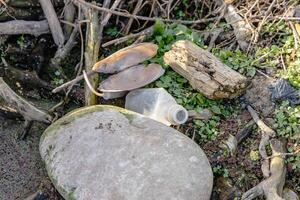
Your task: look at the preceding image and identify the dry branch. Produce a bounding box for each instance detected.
[72,0,218,25]
[39,0,65,46]
[242,106,286,200]
[0,77,52,139]
[84,6,100,106]
[247,105,276,177]
[214,0,252,51]
[1,58,53,90]
[50,25,78,71]
[242,139,286,200]
[164,40,247,99]
[63,0,76,39]
[0,20,49,36]
[124,0,143,34]
[102,26,154,47]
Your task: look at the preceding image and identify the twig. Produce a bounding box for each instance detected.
[72,0,218,24]
[124,0,143,34]
[102,25,154,47]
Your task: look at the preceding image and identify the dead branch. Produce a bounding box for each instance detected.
[0,20,49,36]
[98,0,122,43]
[72,0,218,25]
[0,77,52,139]
[242,106,286,200]
[1,57,53,90]
[39,0,65,47]
[242,139,286,200]
[84,6,100,106]
[102,25,154,47]
[214,0,252,51]
[50,25,78,71]
[63,0,76,39]
[247,105,276,177]
[124,0,143,34]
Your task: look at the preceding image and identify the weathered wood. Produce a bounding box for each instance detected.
[0,77,52,138]
[164,40,247,99]
[242,139,286,200]
[0,77,52,123]
[84,7,100,106]
[39,0,65,46]
[0,20,49,36]
[214,0,252,51]
[63,0,76,39]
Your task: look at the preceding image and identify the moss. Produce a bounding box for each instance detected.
[40,105,139,152]
[40,105,140,199]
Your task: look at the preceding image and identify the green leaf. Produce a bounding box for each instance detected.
[154,19,165,35]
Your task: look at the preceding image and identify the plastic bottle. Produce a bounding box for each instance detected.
[125,88,188,126]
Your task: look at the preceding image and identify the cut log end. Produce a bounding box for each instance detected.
[163,40,248,99]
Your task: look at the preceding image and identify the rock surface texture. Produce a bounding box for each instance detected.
[40,105,213,200]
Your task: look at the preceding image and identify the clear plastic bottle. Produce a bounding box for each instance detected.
[125,88,188,126]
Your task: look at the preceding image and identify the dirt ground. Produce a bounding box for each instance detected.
[0,116,61,200]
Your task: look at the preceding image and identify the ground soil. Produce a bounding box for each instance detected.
[0,117,62,200]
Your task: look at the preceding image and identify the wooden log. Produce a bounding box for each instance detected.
[163,40,247,99]
[0,20,49,36]
[39,0,65,46]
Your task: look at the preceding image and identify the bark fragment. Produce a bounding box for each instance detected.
[164,40,247,99]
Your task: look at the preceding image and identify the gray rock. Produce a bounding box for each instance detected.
[40,105,213,200]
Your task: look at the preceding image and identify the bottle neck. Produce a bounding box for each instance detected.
[167,104,188,125]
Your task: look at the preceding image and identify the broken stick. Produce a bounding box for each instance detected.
[242,106,286,200]
[39,0,65,46]
[0,20,49,36]
[0,78,52,139]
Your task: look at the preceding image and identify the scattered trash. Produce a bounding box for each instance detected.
[244,75,275,117]
[52,42,158,94]
[220,120,255,154]
[269,78,300,105]
[188,109,213,120]
[92,42,158,73]
[125,88,188,126]
[98,64,165,100]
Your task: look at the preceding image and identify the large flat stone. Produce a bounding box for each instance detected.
[40,105,213,200]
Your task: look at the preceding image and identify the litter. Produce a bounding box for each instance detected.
[125,88,188,126]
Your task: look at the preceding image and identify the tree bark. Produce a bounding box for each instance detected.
[164,40,247,99]
[39,0,65,46]
[0,20,49,36]
[84,7,100,106]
